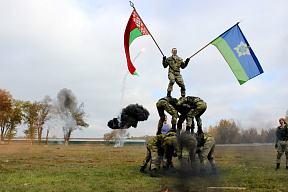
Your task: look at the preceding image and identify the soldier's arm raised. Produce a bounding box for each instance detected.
[181,58,190,69]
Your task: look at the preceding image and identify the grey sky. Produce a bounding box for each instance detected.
[1,0,287,138]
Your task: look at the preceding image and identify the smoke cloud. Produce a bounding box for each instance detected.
[107,103,150,129]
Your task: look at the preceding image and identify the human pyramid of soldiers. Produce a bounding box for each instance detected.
[139,48,217,177]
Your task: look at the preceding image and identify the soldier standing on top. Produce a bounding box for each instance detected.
[163,48,190,97]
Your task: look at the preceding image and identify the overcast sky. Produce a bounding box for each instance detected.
[1,0,287,138]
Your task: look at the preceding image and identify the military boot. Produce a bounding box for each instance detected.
[139,166,145,173]
[275,163,280,170]
[286,166,288,170]
[150,168,157,177]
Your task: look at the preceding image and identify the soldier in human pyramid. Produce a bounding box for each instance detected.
[162,48,190,97]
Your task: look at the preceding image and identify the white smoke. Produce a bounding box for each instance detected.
[120,48,145,109]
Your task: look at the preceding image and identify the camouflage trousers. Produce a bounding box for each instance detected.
[186,101,207,128]
[157,100,177,130]
[167,72,185,96]
[141,144,160,170]
[276,140,288,165]
[198,137,216,170]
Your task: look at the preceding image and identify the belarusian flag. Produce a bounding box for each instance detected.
[124,10,149,76]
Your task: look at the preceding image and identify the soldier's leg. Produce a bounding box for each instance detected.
[177,113,186,134]
[193,102,207,134]
[199,137,213,175]
[164,104,178,132]
[186,109,195,133]
[156,105,165,135]
[189,136,198,172]
[150,146,159,177]
[175,75,186,97]
[140,147,151,172]
[207,139,217,174]
[276,142,284,164]
[167,73,176,96]
[284,141,288,169]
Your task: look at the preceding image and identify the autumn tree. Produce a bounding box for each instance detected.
[22,101,40,145]
[5,100,23,143]
[240,128,259,143]
[266,128,276,143]
[35,96,52,145]
[103,131,117,146]
[207,125,218,139]
[215,119,240,144]
[0,89,13,144]
[260,129,268,143]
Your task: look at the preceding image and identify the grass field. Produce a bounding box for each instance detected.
[0,143,287,192]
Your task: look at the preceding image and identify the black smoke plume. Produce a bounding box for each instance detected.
[107,104,149,129]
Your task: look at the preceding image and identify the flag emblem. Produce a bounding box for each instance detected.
[234,41,250,57]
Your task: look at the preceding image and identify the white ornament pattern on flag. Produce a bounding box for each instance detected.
[132,10,149,35]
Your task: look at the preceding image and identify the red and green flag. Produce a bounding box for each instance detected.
[124,10,150,76]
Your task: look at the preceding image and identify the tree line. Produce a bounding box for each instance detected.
[0,89,89,145]
[207,116,288,144]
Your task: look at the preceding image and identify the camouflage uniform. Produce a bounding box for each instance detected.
[163,55,188,97]
[156,97,178,134]
[275,125,288,168]
[177,96,207,133]
[197,133,216,175]
[140,134,166,172]
[177,132,198,168]
[163,132,178,168]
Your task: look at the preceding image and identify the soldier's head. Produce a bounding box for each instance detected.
[279,118,287,125]
[171,48,177,56]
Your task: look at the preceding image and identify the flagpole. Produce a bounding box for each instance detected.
[188,22,240,59]
[189,42,211,59]
[129,1,164,56]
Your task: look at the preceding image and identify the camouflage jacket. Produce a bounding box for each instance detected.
[146,134,166,148]
[177,96,203,109]
[276,125,288,142]
[163,55,187,76]
[197,133,213,147]
[163,132,178,150]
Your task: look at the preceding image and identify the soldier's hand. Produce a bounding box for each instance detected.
[185,58,190,64]
[275,143,278,149]
[163,56,166,61]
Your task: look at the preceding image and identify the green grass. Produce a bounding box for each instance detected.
[0,143,286,192]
